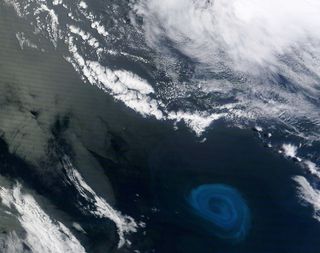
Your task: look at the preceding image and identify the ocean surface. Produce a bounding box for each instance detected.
[0,0,320,252]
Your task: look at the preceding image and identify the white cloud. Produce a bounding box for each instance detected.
[61,156,138,248]
[134,0,320,140]
[294,176,320,222]
[135,0,320,77]
[0,183,86,253]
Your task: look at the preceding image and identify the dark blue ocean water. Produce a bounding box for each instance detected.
[115,124,320,253]
[1,1,320,252]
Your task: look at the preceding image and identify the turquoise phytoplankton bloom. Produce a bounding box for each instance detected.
[188,184,251,241]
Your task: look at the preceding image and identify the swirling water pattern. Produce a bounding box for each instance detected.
[188,184,250,241]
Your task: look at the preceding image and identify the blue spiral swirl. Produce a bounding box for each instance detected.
[188,184,250,241]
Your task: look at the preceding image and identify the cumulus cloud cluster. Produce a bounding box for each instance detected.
[134,0,320,140]
[135,0,320,79]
